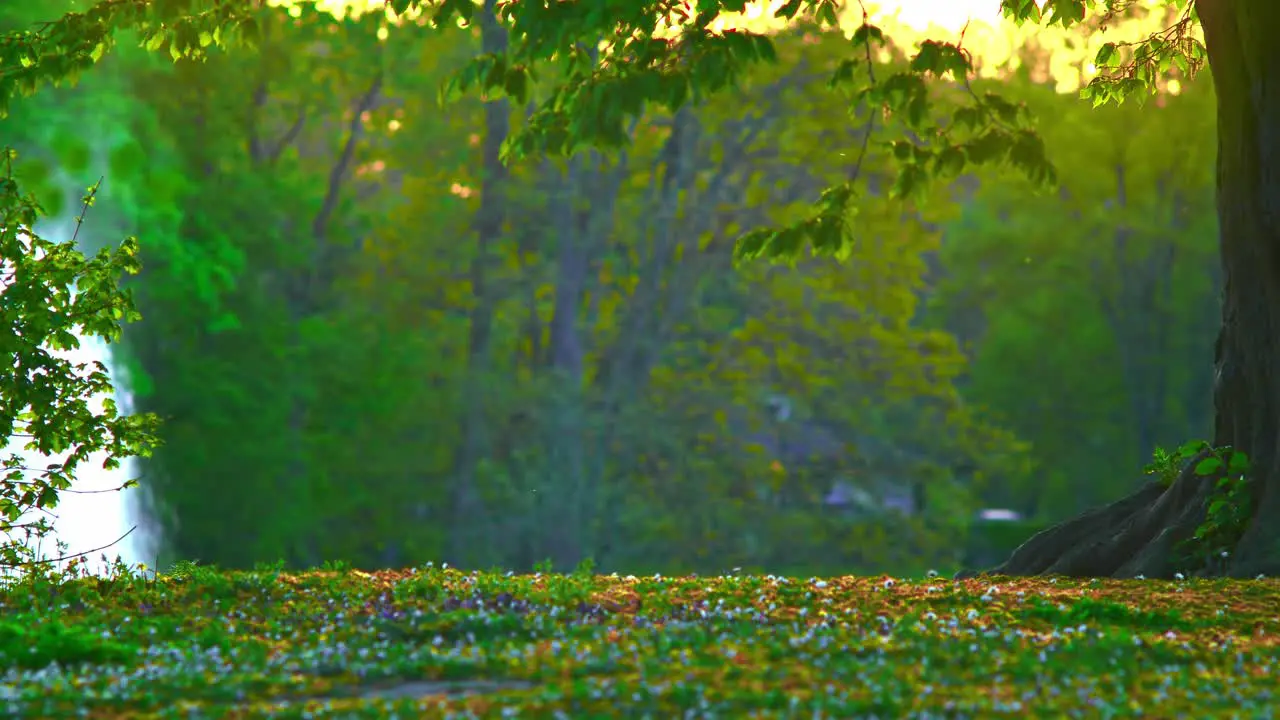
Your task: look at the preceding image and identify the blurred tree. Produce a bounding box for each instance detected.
[929,52,1219,519]
[10,0,1272,579]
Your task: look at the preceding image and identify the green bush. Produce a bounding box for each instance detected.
[0,616,137,670]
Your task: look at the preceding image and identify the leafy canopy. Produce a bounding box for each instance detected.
[2,0,1207,263]
[0,0,1208,570]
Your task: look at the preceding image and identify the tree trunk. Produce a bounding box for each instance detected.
[544,155,590,570]
[446,0,508,568]
[975,0,1280,580]
[1201,0,1280,577]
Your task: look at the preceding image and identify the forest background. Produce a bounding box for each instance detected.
[0,0,1220,577]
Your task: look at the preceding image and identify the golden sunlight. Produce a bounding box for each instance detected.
[274,0,1189,93]
[872,0,1009,33]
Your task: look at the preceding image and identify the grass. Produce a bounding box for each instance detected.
[2,557,1278,718]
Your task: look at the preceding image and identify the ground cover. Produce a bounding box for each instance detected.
[1,559,1277,718]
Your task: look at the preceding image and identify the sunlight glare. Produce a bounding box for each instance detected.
[871,0,1009,34]
[268,1,1191,100]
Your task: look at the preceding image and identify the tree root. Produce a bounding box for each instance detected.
[957,448,1219,580]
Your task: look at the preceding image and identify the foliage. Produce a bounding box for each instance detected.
[1141,440,1254,575]
[1081,1,1206,107]
[1173,445,1253,574]
[1144,439,1217,488]
[0,0,1228,578]
[0,0,1210,262]
[927,57,1218,516]
[104,5,455,570]
[0,614,136,669]
[0,562,1275,714]
[0,160,159,573]
[421,0,1207,263]
[38,7,1011,576]
[0,0,256,117]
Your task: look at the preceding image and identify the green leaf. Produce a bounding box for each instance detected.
[815,1,838,27]
[239,17,261,46]
[906,93,928,126]
[910,42,939,74]
[1176,440,1209,457]
[1194,457,1223,476]
[734,227,770,262]
[1001,0,1043,23]
[504,67,529,103]
[1048,0,1087,27]
[773,0,804,20]
[891,163,927,200]
[1093,42,1119,67]
[851,23,884,49]
[760,37,780,65]
[933,146,966,178]
[952,106,981,131]
[828,59,856,88]
[1227,451,1250,473]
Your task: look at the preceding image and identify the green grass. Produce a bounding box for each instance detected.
[2,558,1278,718]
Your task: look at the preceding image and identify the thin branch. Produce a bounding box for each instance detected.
[69,178,103,247]
[269,106,308,163]
[248,80,270,161]
[312,71,384,243]
[0,525,137,571]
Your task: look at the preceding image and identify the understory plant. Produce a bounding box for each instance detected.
[1147,441,1253,575]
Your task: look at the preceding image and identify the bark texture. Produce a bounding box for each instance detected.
[969,0,1280,580]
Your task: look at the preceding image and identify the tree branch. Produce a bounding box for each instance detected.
[312,71,383,244]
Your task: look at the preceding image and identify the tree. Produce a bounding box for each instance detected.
[0,0,160,579]
[928,58,1219,519]
[423,0,1280,580]
[5,0,1277,578]
[106,4,463,570]
[0,160,160,573]
[961,0,1280,579]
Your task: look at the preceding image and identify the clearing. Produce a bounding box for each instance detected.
[3,562,1277,717]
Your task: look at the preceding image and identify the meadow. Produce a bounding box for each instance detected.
[2,559,1277,718]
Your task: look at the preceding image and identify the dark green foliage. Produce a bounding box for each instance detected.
[0,0,1241,583]
[1168,445,1254,573]
[0,615,137,669]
